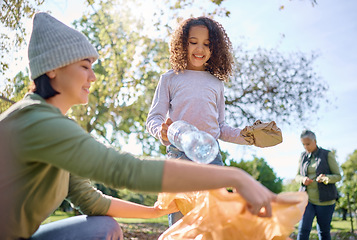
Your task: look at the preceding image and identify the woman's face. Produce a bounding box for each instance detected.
[301,137,317,153]
[49,58,96,107]
[186,25,211,71]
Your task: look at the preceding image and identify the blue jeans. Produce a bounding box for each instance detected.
[297,202,335,240]
[166,144,223,226]
[29,215,123,240]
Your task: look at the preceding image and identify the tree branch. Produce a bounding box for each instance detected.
[3,0,26,45]
[0,95,15,104]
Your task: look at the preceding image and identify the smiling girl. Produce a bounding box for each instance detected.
[146,16,255,225]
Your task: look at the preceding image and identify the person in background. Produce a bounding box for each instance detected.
[295,130,341,240]
[0,12,278,240]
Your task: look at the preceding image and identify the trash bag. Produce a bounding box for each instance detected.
[157,189,307,240]
[240,120,283,148]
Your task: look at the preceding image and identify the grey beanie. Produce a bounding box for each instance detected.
[28,12,99,80]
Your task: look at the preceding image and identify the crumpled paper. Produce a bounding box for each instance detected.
[240,120,283,147]
[157,189,307,240]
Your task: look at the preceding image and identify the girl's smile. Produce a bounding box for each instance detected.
[187,25,211,71]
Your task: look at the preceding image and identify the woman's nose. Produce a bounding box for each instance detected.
[89,69,97,82]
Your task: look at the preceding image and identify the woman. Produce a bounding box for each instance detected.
[296,130,341,240]
[0,12,277,240]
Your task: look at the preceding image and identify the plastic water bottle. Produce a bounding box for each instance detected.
[167,120,219,164]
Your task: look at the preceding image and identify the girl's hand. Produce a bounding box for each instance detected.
[160,118,173,143]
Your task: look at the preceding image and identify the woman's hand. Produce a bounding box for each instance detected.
[162,158,283,218]
[233,170,276,217]
[316,174,328,184]
[153,200,179,216]
[302,177,313,186]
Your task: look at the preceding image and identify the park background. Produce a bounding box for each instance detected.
[1,0,357,238]
[3,0,355,179]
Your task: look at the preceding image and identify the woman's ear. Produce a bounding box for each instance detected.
[46,70,56,79]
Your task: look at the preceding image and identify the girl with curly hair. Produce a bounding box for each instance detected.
[146,16,253,226]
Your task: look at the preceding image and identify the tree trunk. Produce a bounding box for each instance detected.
[347,193,354,233]
[342,208,347,221]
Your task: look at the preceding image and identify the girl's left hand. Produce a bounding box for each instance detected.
[160,118,173,143]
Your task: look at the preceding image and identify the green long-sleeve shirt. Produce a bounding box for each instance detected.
[295,151,341,205]
[0,93,165,239]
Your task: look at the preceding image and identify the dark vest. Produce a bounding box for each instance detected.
[299,147,338,202]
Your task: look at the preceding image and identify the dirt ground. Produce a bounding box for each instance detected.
[121,222,168,240]
[121,223,357,240]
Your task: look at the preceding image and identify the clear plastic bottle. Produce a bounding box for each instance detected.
[167,120,219,164]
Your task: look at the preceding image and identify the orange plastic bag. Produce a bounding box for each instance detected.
[157,189,307,240]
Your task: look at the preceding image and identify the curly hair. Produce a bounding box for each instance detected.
[170,16,233,81]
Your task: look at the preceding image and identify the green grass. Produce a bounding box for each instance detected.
[116,215,169,225]
[45,211,355,234]
[44,212,357,239]
[295,217,356,232]
[43,210,169,225]
[42,210,75,224]
[331,217,356,232]
[289,217,357,239]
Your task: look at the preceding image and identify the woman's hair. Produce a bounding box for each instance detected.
[29,74,60,99]
[300,130,316,141]
[169,16,233,81]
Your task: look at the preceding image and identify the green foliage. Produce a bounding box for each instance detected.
[226,48,327,126]
[57,182,159,213]
[0,70,30,113]
[341,150,357,184]
[1,0,332,221]
[0,0,44,76]
[94,183,158,206]
[168,0,230,18]
[94,182,120,198]
[337,150,357,220]
[228,156,283,193]
[65,0,170,155]
[1,1,44,112]
[0,95,14,113]
[0,0,329,167]
[283,178,300,192]
[1,0,329,158]
[117,189,158,206]
[220,149,230,166]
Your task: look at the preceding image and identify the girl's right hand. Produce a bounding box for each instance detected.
[160,118,173,143]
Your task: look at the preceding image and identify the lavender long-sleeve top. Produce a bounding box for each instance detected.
[146,70,249,146]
